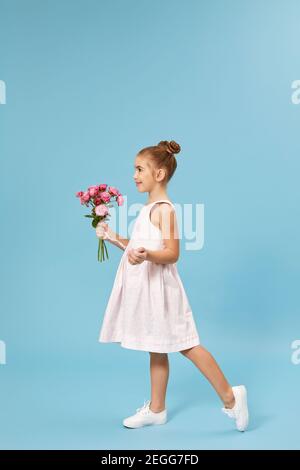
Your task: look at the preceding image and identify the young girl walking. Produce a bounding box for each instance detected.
[96,140,249,432]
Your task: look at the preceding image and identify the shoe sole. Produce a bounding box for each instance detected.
[123,417,167,429]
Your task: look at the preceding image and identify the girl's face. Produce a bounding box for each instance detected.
[133,155,167,192]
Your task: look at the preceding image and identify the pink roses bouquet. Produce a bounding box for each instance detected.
[76,184,124,262]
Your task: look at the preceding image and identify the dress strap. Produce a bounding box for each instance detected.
[146,199,175,209]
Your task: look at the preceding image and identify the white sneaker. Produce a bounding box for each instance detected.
[222,385,249,431]
[123,399,167,429]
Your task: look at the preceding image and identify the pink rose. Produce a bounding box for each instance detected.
[95,204,109,216]
[100,192,111,203]
[108,186,119,196]
[81,191,90,203]
[94,196,102,205]
[99,184,107,191]
[76,191,84,197]
[117,195,124,206]
[88,185,99,197]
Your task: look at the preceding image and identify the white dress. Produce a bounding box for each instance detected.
[98,199,200,353]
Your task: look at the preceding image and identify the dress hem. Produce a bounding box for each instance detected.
[98,335,201,353]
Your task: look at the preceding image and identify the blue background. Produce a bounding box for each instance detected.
[0,0,299,450]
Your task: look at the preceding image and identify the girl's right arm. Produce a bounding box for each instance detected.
[96,222,130,251]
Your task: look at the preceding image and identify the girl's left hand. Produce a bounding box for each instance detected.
[128,247,148,265]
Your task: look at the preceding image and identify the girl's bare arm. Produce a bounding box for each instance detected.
[96,222,130,251]
[113,232,130,250]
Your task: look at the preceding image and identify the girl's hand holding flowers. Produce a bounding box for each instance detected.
[76,184,124,262]
[96,221,114,241]
[128,247,148,265]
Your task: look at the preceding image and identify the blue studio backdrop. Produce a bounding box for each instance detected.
[0,0,300,450]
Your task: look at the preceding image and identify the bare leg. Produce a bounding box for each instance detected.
[148,352,169,413]
[180,345,235,408]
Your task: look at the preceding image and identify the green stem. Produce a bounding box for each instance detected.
[98,238,101,261]
[104,240,109,260]
[97,237,110,262]
[101,241,103,262]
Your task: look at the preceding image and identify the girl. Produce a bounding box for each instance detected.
[96,140,249,432]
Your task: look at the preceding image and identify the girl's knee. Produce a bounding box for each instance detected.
[180,345,201,356]
[149,351,168,358]
[180,348,192,356]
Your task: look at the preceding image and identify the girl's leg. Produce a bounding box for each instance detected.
[149,352,169,412]
[180,345,235,408]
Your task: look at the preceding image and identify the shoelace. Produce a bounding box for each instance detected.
[136,399,151,415]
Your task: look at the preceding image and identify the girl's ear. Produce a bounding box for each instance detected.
[156,168,167,182]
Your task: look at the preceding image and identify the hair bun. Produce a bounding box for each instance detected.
[158,140,181,156]
[168,140,181,155]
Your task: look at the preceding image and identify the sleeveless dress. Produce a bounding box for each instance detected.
[98,199,201,353]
